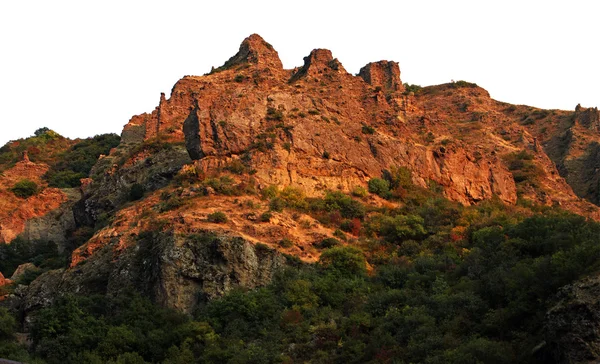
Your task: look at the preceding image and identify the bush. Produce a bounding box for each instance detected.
[361,125,375,134]
[279,238,294,248]
[319,246,367,276]
[266,107,284,121]
[403,83,423,94]
[320,191,366,219]
[259,212,272,222]
[314,238,340,249]
[207,211,228,223]
[351,186,368,198]
[11,179,39,198]
[128,183,145,201]
[368,178,391,199]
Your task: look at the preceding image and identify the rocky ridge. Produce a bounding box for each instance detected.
[4,34,600,316]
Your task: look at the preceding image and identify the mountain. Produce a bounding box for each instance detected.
[1,34,600,363]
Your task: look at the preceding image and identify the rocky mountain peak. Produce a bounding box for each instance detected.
[220,33,283,70]
[359,60,404,92]
[291,48,347,80]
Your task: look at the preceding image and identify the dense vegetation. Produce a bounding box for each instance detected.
[1,167,598,363]
[0,128,120,187]
[0,128,73,172]
[45,133,120,187]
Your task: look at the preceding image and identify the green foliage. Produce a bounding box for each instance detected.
[266,107,284,121]
[11,179,39,198]
[0,237,64,277]
[207,211,228,223]
[379,214,427,243]
[361,125,375,134]
[319,246,367,276]
[34,127,51,137]
[0,308,17,340]
[403,83,423,94]
[128,183,145,201]
[351,186,368,198]
[157,192,184,212]
[368,177,391,199]
[314,237,340,249]
[2,165,599,364]
[259,211,272,222]
[311,191,366,219]
[46,133,120,187]
[503,150,543,186]
[450,80,478,88]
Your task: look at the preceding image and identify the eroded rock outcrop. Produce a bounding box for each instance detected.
[359,60,404,92]
[22,229,286,314]
[114,34,600,213]
[541,272,600,363]
[220,33,283,71]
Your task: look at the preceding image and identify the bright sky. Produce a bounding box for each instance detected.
[1,1,598,146]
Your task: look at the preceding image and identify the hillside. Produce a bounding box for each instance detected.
[1,34,600,363]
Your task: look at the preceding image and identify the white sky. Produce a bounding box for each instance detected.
[1,1,599,146]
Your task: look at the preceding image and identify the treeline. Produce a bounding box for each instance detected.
[1,205,597,363]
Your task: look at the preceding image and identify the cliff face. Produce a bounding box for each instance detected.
[120,34,520,208]
[10,34,600,317]
[539,105,600,206]
[117,34,598,218]
[22,228,287,315]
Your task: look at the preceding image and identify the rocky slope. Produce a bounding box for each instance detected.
[541,271,600,363]
[5,34,600,317]
[119,34,598,217]
[0,157,76,246]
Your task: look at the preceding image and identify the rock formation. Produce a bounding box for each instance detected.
[359,61,404,92]
[0,160,72,244]
[542,272,600,363]
[8,33,600,319]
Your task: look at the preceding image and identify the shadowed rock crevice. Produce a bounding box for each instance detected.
[183,105,203,160]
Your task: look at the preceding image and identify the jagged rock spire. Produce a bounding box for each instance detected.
[359,61,404,92]
[220,34,283,70]
[291,48,347,81]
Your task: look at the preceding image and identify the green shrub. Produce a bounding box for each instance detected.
[11,179,39,198]
[46,133,120,187]
[314,238,340,249]
[279,238,294,248]
[259,211,272,222]
[128,183,145,201]
[368,178,391,199]
[361,125,375,134]
[207,211,228,223]
[266,107,284,121]
[319,191,366,219]
[269,197,285,212]
[279,186,308,209]
[403,83,423,94]
[319,246,367,276]
[351,186,368,198]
